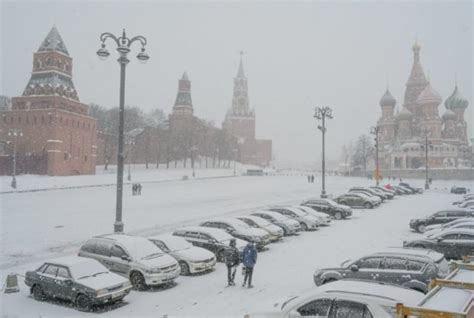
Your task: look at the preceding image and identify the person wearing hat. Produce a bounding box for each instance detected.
[242,242,257,288]
[224,238,240,286]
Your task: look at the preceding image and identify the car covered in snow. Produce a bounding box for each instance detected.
[451,186,468,194]
[313,250,447,293]
[244,280,424,318]
[172,226,247,262]
[409,209,474,233]
[391,185,411,195]
[334,192,379,209]
[78,234,180,290]
[423,217,473,233]
[200,218,271,250]
[148,234,216,275]
[236,215,284,242]
[267,206,320,231]
[369,186,395,199]
[457,199,474,209]
[251,210,301,235]
[400,182,423,194]
[301,198,352,219]
[403,229,474,260]
[423,220,474,237]
[294,205,332,225]
[350,187,388,201]
[24,256,132,311]
[453,195,474,205]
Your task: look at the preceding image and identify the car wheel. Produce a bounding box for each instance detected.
[179,261,190,275]
[334,212,342,220]
[300,223,308,231]
[216,249,226,262]
[32,285,46,301]
[322,277,337,285]
[364,202,373,209]
[75,294,92,312]
[130,271,146,291]
[417,224,426,233]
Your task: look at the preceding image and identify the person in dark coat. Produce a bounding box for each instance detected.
[138,183,142,195]
[132,183,136,195]
[242,242,257,288]
[224,239,240,286]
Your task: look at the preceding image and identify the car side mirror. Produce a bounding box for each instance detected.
[121,255,131,262]
[288,310,302,318]
[350,264,359,272]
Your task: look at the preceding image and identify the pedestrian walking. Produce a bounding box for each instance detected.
[224,239,240,286]
[242,242,257,288]
[307,175,310,183]
[132,183,136,195]
[311,174,315,183]
[138,183,142,195]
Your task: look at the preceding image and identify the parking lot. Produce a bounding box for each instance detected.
[1,175,469,316]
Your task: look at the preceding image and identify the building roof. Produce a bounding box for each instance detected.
[237,53,245,78]
[397,106,413,119]
[379,89,397,107]
[416,82,442,105]
[38,26,69,55]
[445,84,468,110]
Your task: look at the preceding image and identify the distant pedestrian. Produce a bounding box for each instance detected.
[307,175,310,183]
[224,239,240,286]
[137,183,142,195]
[132,184,137,195]
[311,175,315,183]
[242,242,257,288]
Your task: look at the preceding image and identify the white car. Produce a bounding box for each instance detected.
[423,218,473,233]
[423,220,474,237]
[244,280,424,318]
[268,206,320,231]
[200,218,271,250]
[351,191,382,205]
[148,234,216,275]
[237,215,284,242]
[79,234,180,290]
[294,205,332,226]
[458,200,474,209]
[251,211,301,236]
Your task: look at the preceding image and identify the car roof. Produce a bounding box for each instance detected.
[301,280,424,305]
[202,217,248,227]
[46,256,97,267]
[96,233,150,245]
[174,226,233,239]
[148,233,187,244]
[368,251,433,263]
[382,247,445,262]
[436,228,474,236]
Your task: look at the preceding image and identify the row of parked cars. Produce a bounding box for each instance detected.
[24,200,348,312]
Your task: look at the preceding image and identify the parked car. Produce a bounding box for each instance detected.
[458,200,474,209]
[172,226,247,262]
[334,193,378,209]
[373,186,397,197]
[453,195,474,205]
[369,186,395,199]
[78,234,180,290]
[350,191,382,206]
[398,184,416,194]
[424,218,473,233]
[267,206,320,231]
[423,220,474,237]
[392,185,411,195]
[400,182,423,194]
[409,209,474,233]
[301,198,352,219]
[200,218,271,250]
[25,256,132,311]
[251,211,301,235]
[245,280,424,318]
[313,251,447,293]
[148,234,216,275]
[403,229,474,259]
[294,205,332,225]
[350,187,388,201]
[451,186,468,194]
[236,215,284,242]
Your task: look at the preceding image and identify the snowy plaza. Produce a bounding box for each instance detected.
[1,169,471,316]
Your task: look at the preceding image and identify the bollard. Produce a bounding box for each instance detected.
[4,273,20,293]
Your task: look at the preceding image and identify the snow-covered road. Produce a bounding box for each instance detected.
[0,175,470,317]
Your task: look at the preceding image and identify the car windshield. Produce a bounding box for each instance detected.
[341,259,352,267]
[325,199,339,206]
[281,296,299,310]
[208,230,234,242]
[129,240,165,260]
[70,260,110,280]
[161,237,193,251]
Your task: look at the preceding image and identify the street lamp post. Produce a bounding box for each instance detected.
[370,126,380,186]
[190,146,198,177]
[232,148,238,176]
[314,106,333,198]
[97,29,149,233]
[423,129,431,190]
[8,128,23,189]
[125,137,135,182]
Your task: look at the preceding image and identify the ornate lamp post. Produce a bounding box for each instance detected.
[370,126,380,186]
[314,106,333,198]
[97,29,149,233]
[190,146,198,177]
[232,148,238,176]
[125,136,135,182]
[421,129,431,190]
[8,128,23,189]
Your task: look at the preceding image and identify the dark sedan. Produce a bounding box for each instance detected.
[403,229,474,259]
[24,256,132,311]
[334,193,377,209]
[409,209,474,233]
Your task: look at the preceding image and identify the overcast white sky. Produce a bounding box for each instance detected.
[1,1,472,164]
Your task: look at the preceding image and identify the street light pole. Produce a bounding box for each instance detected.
[370,126,380,186]
[314,106,333,198]
[232,148,238,176]
[423,129,430,190]
[97,29,149,233]
[8,128,23,189]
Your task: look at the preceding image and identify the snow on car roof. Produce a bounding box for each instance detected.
[237,215,271,225]
[99,233,164,260]
[47,255,99,268]
[148,233,185,244]
[205,217,250,228]
[47,256,109,279]
[380,247,445,262]
[176,226,234,241]
[252,210,287,221]
[305,280,424,305]
[434,228,474,236]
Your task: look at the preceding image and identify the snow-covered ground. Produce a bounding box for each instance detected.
[0,173,471,317]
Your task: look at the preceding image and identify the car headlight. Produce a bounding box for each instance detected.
[144,267,161,274]
[96,288,107,296]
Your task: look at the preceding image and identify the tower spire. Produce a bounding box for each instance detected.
[237,50,245,78]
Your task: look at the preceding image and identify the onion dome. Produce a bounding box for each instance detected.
[417,82,442,105]
[442,109,457,120]
[397,106,413,120]
[445,85,468,110]
[379,89,397,107]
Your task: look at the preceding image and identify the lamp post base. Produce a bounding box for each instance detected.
[11,177,17,189]
[114,221,124,233]
[425,182,429,190]
[320,191,328,199]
